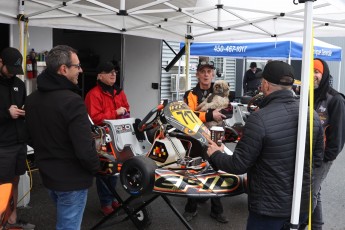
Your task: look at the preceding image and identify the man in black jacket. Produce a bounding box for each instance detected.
[310,59,345,229]
[25,45,100,230]
[207,61,324,229]
[0,47,35,229]
[243,62,262,95]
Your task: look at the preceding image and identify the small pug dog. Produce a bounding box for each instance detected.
[196,80,230,128]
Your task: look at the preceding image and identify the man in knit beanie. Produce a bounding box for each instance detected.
[307,58,345,229]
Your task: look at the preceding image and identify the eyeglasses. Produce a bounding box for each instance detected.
[68,63,82,70]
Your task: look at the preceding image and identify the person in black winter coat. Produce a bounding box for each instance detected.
[308,59,345,230]
[25,45,100,230]
[243,62,262,95]
[207,61,324,230]
[0,47,35,229]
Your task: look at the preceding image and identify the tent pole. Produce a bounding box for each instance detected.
[120,0,125,29]
[18,0,25,82]
[242,58,246,96]
[337,61,341,91]
[217,0,221,28]
[290,1,314,229]
[184,25,192,97]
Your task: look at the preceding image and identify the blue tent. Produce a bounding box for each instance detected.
[181,37,342,61]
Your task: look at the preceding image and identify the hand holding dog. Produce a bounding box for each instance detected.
[213,109,226,122]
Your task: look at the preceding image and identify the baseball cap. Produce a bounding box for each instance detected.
[197,56,215,71]
[262,61,294,86]
[97,61,114,74]
[0,47,24,75]
[250,62,257,68]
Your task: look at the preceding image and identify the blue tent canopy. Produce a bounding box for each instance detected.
[181,38,342,61]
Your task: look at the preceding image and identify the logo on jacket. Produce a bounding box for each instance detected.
[319,105,326,112]
[14,58,22,66]
[13,87,18,92]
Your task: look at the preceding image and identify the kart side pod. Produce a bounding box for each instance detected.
[147,137,186,166]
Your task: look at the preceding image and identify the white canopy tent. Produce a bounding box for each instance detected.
[1,0,345,229]
[0,0,345,42]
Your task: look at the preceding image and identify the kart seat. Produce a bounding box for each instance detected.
[103,118,151,162]
[169,131,208,160]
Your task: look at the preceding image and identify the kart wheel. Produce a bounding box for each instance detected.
[133,206,152,228]
[120,156,157,196]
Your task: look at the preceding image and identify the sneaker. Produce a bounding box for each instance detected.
[210,212,229,223]
[182,211,197,222]
[100,205,114,216]
[112,201,121,209]
[6,220,35,229]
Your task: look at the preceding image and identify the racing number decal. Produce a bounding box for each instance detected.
[172,110,202,133]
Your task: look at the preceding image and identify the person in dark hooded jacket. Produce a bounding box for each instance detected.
[25,45,100,230]
[243,62,262,95]
[207,61,324,230]
[308,58,345,229]
[0,47,35,229]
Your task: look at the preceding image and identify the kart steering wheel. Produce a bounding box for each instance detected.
[138,104,165,132]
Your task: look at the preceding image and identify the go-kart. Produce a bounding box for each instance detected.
[91,100,246,230]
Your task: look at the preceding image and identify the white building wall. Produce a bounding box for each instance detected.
[161,41,237,102]
[317,37,345,94]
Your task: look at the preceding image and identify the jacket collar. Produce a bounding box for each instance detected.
[37,69,80,93]
[260,90,295,108]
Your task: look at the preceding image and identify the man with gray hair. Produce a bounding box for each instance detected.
[25,45,100,230]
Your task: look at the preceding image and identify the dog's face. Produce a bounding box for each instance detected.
[213,80,230,97]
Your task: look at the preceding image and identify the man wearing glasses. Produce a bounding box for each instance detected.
[85,61,130,216]
[25,45,100,230]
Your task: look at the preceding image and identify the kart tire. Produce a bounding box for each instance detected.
[133,206,152,228]
[120,156,157,196]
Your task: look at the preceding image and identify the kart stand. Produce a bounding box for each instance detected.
[90,175,193,230]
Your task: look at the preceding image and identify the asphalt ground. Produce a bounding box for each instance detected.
[17,146,345,230]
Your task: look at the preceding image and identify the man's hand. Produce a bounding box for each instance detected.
[212,109,226,122]
[207,138,224,157]
[8,105,25,119]
[116,107,127,116]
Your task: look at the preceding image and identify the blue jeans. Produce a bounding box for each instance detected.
[311,160,333,230]
[96,175,117,207]
[48,189,88,230]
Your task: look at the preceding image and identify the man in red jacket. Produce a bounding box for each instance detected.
[85,61,130,216]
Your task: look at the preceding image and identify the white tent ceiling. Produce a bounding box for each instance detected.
[0,0,345,42]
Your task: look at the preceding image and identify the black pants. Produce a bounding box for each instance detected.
[184,197,223,214]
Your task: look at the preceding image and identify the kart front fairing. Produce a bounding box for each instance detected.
[163,101,210,147]
[153,168,246,198]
